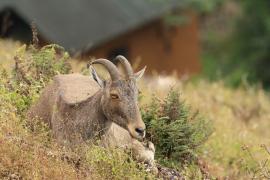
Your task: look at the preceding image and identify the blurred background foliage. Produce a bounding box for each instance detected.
[201,0,270,89]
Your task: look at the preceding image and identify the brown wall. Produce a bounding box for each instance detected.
[86,13,201,76]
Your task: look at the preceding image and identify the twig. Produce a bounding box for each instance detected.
[31,22,39,49]
[14,56,31,86]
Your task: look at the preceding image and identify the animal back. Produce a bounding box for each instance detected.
[55,73,100,104]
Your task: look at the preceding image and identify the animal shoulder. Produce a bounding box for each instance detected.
[54,73,100,104]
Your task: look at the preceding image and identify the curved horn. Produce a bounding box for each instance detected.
[91,59,120,81]
[115,55,133,77]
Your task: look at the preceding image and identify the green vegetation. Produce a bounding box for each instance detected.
[9,44,70,114]
[202,0,270,88]
[225,0,270,88]
[142,89,212,168]
[0,40,270,179]
[140,78,270,179]
[86,145,154,179]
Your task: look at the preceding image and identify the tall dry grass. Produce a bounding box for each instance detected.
[141,77,270,179]
[0,39,269,179]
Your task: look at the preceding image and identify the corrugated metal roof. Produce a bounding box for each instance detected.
[0,0,183,52]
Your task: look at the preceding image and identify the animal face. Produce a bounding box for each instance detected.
[90,56,146,140]
[101,79,145,140]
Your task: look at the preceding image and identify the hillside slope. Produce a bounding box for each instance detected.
[0,40,269,179]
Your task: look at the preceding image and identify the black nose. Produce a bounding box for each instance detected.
[135,128,145,136]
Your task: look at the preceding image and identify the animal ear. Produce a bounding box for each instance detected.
[89,65,105,88]
[134,66,146,80]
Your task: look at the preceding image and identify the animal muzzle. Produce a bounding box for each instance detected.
[127,121,146,141]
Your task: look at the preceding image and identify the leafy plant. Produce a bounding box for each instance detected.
[141,88,213,168]
[10,44,71,113]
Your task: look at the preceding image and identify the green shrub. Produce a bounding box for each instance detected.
[142,88,213,168]
[9,44,71,113]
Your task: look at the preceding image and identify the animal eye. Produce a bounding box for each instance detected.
[110,93,119,99]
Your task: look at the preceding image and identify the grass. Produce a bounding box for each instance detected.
[0,39,270,179]
[0,70,153,179]
[140,72,270,179]
[0,40,153,179]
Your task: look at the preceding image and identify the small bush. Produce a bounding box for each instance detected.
[142,88,213,168]
[10,44,71,113]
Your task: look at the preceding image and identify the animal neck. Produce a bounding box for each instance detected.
[81,90,112,138]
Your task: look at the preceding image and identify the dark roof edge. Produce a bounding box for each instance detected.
[85,6,184,53]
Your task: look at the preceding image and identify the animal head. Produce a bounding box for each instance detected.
[90,55,146,140]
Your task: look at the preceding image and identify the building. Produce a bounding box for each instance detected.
[0,0,200,75]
